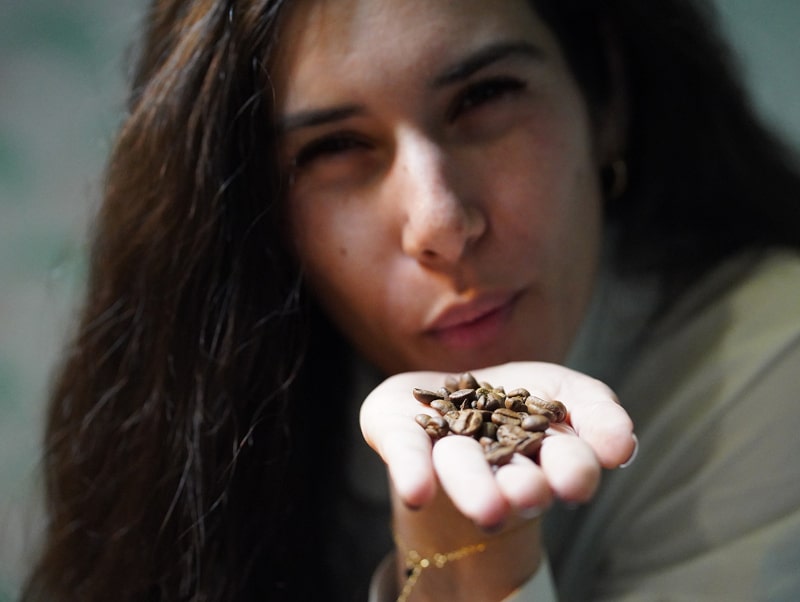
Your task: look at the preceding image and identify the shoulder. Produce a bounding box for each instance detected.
[655,247,800,343]
[614,247,800,513]
[627,248,800,405]
[583,250,800,598]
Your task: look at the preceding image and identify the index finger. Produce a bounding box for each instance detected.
[359,372,446,507]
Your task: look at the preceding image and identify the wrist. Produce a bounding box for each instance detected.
[391,487,542,601]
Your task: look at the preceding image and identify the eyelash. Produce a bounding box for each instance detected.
[290,76,527,170]
[293,132,369,168]
[449,76,527,121]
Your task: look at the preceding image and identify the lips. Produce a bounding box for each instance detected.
[425,291,520,349]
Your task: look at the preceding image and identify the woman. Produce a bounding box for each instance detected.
[23,0,800,600]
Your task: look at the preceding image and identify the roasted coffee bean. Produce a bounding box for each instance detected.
[445,409,460,422]
[505,395,528,412]
[413,388,442,404]
[486,391,504,406]
[515,432,545,456]
[414,414,430,428]
[525,404,551,420]
[483,443,516,467]
[444,375,460,393]
[482,394,503,411]
[496,424,529,447]
[491,407,523,426]
[452,373,476,390]
[526,396,567,423]
[412,373,568,466]
[449,409,484,437]
[521,413,550,432]
[431,398,457,415]
[449,388,477,408]
[414,414,449,439]
[480,421,498,440]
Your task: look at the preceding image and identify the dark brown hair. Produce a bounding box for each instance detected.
[23,0,800,600]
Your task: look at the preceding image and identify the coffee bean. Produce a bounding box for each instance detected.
[431,398,457,415]
[525,396,567,423]
[411,373,568,465]
[449,388,477,408]
[444,375,460,393]
[413,388,442,405]
[507,388,531,399]
[521,413,550,432]
[414,414,449,440]
[483,443,516,467]
[496,424,529,447]
[480,421,498,440]
[449,409,484,437]
[515,432,545,456]
[414,414,430,428]
[491,407,523,426]
[484,395,503,412]
[505,395,528,413]
[458,372,480,390]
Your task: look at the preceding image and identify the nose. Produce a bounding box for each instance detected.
[393,131,486,267]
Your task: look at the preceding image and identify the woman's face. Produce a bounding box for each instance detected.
[274,0,619,375]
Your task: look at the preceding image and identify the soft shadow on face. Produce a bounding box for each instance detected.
[272,0,621,375]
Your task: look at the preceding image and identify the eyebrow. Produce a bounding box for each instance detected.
[277,105,365,135]
[430,40,544,88]
[276,40,544,135]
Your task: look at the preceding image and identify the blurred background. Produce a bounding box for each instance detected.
[0,0,798,599]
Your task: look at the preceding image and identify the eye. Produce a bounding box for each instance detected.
[449,76,527,121]
[293,132,370,169]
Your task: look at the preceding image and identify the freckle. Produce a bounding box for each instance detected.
[338,247,348,257]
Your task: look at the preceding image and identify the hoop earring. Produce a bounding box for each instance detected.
[602,158,628,201]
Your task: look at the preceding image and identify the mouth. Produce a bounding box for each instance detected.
[425,291,521,350]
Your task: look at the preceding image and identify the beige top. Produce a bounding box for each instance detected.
[366,248,800,600]
[548,249,800,600]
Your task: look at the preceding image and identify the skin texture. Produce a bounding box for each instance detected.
[361,363,635,599]
[272,0,635,597]
[274,0,617,376]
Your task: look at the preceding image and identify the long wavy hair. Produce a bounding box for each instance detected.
[23,0,800,600]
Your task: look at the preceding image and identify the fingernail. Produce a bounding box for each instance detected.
[620,433,639,468]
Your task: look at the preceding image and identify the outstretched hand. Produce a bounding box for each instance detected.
[360,361,637,528]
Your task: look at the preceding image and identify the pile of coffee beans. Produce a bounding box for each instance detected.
[413,372,567,467]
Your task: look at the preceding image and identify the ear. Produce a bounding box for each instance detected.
[595,23,629,165]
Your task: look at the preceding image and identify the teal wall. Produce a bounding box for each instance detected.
[0,1,145,597]
[718,0,800,147]
[0,1,797,598]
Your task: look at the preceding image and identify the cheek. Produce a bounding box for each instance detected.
[289,199,395,331]
[488,123,601,249]
[489,105,604,331]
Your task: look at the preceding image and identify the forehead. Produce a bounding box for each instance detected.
[271,0,554,109]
